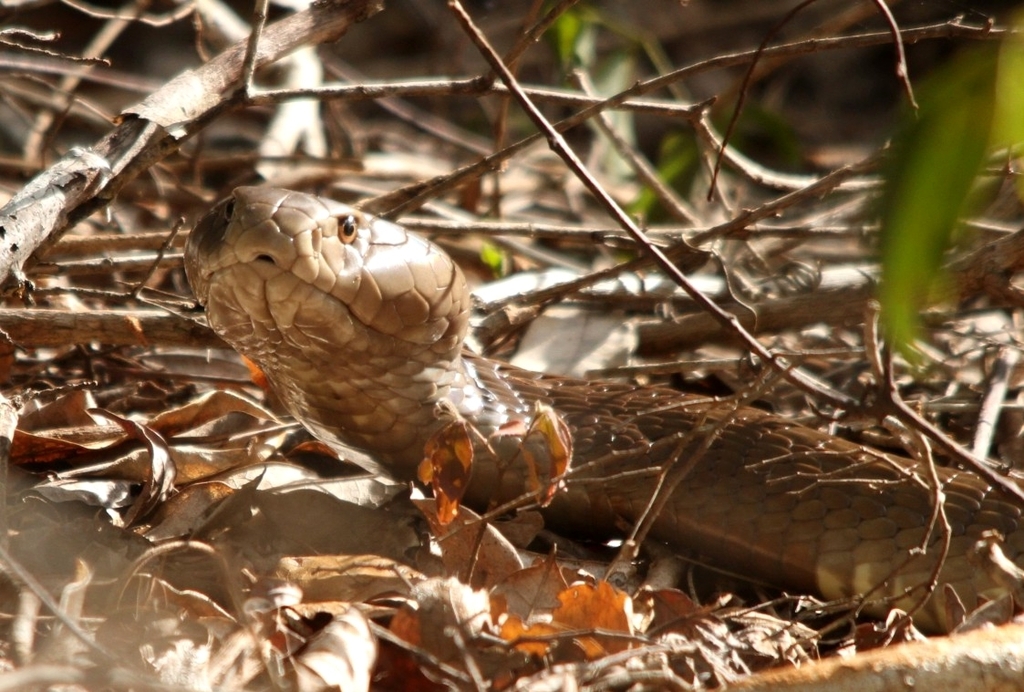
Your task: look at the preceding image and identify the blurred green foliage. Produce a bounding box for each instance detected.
[480,242,507,277]
[629,102,803,221]
[549,4,594,71]
[879,24,1024,360]
[629,130,699,218]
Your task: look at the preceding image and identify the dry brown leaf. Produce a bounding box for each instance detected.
[9,512,148,586]
[551,581,634,656]
[491,403,572,507]
[491,510,545,548]
[143,481,235,540]
[417,419,474,525]
[414,498,524,589]
[392,577,493,665]
[165,446,263,485]
[19,389,98,429]
[138,351,252,383]
[648,587,717,632]
[95,592,230,689]
[275,555,424,604]
[726,611,818,667]
[34,477,135,510]
[11,425,125,465]
[12,391,126,465]
[498,580,635,660]
[146,389,278,438]
[521,403,572,507]
[292,605,376,692]
[89,408,176,525]
[388,604,421,649]
[854,610,925,652]
[492,552,568,621]
[498,616,562,658]
[0,331,14,384]
[241,354,272,393]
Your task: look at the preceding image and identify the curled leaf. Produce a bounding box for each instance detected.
[418,420,474,525]
[521,403,573,507]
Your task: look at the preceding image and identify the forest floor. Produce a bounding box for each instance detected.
[1,0,1024,690]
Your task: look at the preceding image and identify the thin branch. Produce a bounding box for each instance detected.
[709,0,820,199]
[447,0,857,410]
[871,0,919,109]
[240,0,269,94]
[972,346,1021,458]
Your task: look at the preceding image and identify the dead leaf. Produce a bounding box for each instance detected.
[12,390,127,466]
[414,498,523,589]
[648,588,704,631]
[34,477,135,510]
[521,403,572,507]
[89,408,176,525]
[143,481,235,540]
[854,610,925,651]
[491,510,545,549]
[489,403,572,507]
[19,389,97,429]
[96,597,223,689]
[293,605,376,692]
[498,616,562,658]
[242,354,271,393]
[551,581,634,656]
[498,580,635,660]
[417,419,474,525]
[0,330,14,384]
[275,555,424,604]
[492,553,567,621]
[391,577,493,665]
[11,425,125,466]
[146,389,278,438]
[510,304,639,378]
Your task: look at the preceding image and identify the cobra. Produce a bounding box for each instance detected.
[184,186,1024,633]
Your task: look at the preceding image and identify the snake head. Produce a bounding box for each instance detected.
[185,187,479,475]
[185,186,471,362]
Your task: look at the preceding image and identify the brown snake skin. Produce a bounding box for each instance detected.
[185,186,1024,632]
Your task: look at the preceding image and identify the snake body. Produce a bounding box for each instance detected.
[185,186,1024,632]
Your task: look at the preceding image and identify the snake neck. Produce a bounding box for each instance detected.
[263,341,536,479]
[457,352,534,430]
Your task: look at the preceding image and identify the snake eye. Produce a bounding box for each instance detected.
[340,215,358,244]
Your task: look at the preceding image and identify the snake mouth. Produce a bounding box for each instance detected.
[185,191,325,354]
[187,187,347,308]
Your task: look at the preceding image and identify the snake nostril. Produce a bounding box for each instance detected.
[254,254,276,266]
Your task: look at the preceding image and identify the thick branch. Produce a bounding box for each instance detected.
[0,0,384,289]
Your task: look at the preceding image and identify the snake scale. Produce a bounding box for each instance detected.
[184,186,1024,633]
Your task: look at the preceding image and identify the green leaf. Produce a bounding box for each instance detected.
[479,242,506,277]
[549,10,580,68]
[629,131,698,218]
[548,7,597,71]
[878,48,998,359]
[994,16,1024,201]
